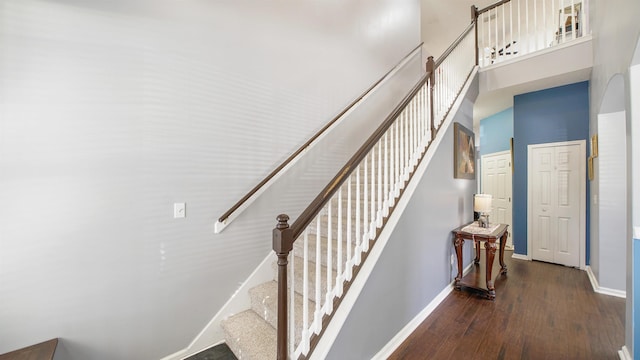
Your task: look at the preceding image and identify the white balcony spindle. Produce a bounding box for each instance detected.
[571,0,576,40]
[502,4,506,55]
[543,0,547,47]
[510,2,514,59]
[525,0,529,54]
[518,0,522,56]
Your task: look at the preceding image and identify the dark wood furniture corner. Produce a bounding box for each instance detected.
[0,339,58,360]
[452,222,509,300]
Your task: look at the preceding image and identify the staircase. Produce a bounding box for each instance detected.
[221,163,379,360]
[217,22,477,360]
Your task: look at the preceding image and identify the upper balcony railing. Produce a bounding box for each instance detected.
[473,0,589,67]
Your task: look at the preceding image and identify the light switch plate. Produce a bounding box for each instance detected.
[174,203,186,218]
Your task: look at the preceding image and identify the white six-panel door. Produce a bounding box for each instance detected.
[481,151,513,249]
[528,141,585,268]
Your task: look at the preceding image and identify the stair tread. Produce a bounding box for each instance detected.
[222,310,276,360]
[250,281,319,348]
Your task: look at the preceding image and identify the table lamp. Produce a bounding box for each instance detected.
[474,194,492,228]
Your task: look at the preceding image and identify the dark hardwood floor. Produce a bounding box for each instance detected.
[389,251,626,360]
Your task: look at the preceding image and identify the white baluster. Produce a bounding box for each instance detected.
[370,146,376,240]
[346,176,352,281]
[389,123,395,208]
[289,248,295,355]
[336,187,343,297]
[355,165,362,265]
[399,112,404,184]
[383,132,389,216]
[412,98,417,165]
[302,229,309,354]
[363,154,369,245]
[395,119,401,197]
[376,141,383,227]
[314,216,321,334]
[325,199,333,314]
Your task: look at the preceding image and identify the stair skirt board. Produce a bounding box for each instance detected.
[165,67,478,360]
[372,262,475,360]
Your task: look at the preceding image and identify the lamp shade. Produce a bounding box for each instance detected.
[474,194,492,213]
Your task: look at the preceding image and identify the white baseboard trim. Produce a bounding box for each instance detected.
[585,266,626,299]
[371,262,474,360]
[618,345,632,360]
[160,252,276,360]
[371,285,453,359]
[511,253,529,261]
[159,349,187,360]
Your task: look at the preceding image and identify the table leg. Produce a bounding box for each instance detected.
[485,240,497,300]
[454,235,464,290]
[474,239,481,264]
[499,231,508,275]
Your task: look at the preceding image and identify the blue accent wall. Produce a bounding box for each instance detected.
[513,82,590,262]
[480,107,513,155]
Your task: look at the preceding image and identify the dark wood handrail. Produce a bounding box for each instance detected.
[478,0,512,15]
[217,42,424,226]
[0,339,58,360]
[435,22,475,69]
[289,73,429,238]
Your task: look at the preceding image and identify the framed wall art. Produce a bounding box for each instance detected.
[454,122,475,179]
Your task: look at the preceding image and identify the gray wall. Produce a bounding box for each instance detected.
[326,75,479,359]
[0,1,420,359]
[588,0,640,353]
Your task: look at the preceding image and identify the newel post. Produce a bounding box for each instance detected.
[273,214,293,360]
[426,56,436,141]
[471,5,479,66]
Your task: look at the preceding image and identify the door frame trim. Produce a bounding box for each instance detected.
[527,140,586,269]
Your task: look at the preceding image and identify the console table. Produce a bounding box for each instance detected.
[452,222,509,300]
